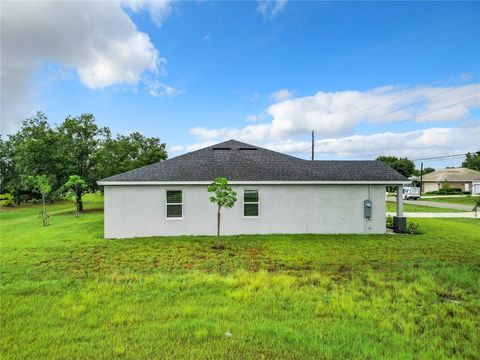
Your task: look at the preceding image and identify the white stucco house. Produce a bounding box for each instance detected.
[98,140,409,239]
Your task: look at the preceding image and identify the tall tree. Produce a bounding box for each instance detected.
[0,136,16,194]
[96,132,167,179]
[9,112,64,188]
[208,177,237,248]
[1,111,168,205]
[376,156,415,177]
[462,152,480,171]
[57,114,110,192]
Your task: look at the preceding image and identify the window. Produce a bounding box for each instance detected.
[166,190,183,218]
[244,190,259,217]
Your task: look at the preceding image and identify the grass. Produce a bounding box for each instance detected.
[1,193,479,359]
[385,201,463,212]
[424,196,480,207]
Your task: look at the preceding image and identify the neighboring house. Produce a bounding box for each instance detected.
[98,140,408,238]
[416,167,480,194]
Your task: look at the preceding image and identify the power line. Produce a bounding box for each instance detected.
[374,95,480,132]
[415,95,480,120]
[411,151,478,162]
[366,83,470,123]
[346,84,465,120]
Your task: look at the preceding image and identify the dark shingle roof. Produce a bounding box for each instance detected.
[99,139,407,183]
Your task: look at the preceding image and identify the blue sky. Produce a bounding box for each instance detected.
[2,1,479,168]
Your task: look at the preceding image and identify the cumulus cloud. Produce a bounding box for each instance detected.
[144,78,183,97]
[0,0,174,133]
[172,81,480,159]
[270,89,294,102]
[187,83,480,143]
[122,0,173,27]
[257,0,287,20]
[171,125,480,160]
[265,125,480,159]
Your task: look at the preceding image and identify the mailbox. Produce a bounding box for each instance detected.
[364,199,372,219]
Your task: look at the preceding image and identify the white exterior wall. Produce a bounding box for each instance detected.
[423,182,439,193]
[472,181,480,195]
[103,184,387,238]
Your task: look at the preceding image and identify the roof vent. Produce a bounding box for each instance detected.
[239,147,257,151]
[213,147,231,150]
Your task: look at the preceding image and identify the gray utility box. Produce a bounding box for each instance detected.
[364,199,372,218]
[393,216,407,233]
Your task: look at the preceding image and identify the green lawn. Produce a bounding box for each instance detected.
[385,201,463,212]
[1,194,479,359]
[424,196,480,207]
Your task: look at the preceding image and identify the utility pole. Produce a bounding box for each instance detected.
[311,129,315,161]
[420,162,423,195]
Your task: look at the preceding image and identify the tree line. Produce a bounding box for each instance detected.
[0,112,167,210]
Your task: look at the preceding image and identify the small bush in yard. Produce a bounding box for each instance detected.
[386,215,394,229]
[0,193,14,207]
[407,221,419,234]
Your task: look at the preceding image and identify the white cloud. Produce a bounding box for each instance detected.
[257,0,287,20]
[265,125,480,159]
[270,89,294,102]
[0,0,174,133]
[187,83,480,144]
[246,113,264,122]
[169,140,217,154]
[173,125,480,160]
[144,78,183,97]
[122,0,173,27]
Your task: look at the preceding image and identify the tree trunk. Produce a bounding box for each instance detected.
[42,194,46,226]
[217,206,221,248]
[76,193,83,212]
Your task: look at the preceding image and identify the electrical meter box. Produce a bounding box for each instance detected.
[364,199,372,218]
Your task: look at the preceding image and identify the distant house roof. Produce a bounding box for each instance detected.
[419,167,480,182]
[98,139,407,184]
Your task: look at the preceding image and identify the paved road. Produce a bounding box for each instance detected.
[387,197,473,211]
[386,212,478,218]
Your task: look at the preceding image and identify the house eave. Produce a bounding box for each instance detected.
[97,180,411,186]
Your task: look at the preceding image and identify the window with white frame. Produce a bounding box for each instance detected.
[166,190,183,218]
[244,190,259,217]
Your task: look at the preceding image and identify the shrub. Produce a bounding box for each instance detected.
[440,181,451,192]
[425,189,463,195]
[407,221,420,234]
[0,193,14,207]
[19,194,30,203]
[386,215,394,229]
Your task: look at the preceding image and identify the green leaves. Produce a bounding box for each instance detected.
[208,177,237,209]
[462,151,480,171]
[1,112,168,204]
[376,155,415,178]
[28,175,52,197]
[64,175,87,195]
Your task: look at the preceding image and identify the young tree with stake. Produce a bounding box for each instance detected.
[208,177,237,248]
[29,175,52,226]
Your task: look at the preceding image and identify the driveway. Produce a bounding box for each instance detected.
[386,212,478,218]
[387,197,473,211]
